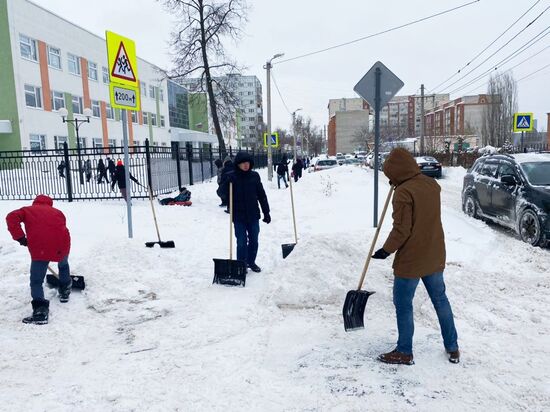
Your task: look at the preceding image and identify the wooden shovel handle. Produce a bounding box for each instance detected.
[148,185,162,242]
[47,265,59,278]
[356,186,395,290]
[229,182,233,260]
[289,174,298,244]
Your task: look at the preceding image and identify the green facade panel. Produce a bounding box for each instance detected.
[63,93,76,148]
[188,93,209,133]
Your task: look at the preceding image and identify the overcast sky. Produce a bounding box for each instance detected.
[34,0,549,132]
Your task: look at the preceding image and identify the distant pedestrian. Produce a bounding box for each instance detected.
[111,159,141,201]
[292,158,303,182]
[219,151,270,273]
[97,159,109,183]
[84,159,92,183]
[274,155,290,189]
[6,195,72,324]
[107,157,116,184]
[57,161,65,178]
[372,148,459,365]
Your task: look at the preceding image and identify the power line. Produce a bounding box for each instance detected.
[462,43,550,94]
[274,0,480,65]
[517,61,550,82]
[271,71,292,115]
[435,5,550,93]
[429,0,541,92]
[446,26,550,95]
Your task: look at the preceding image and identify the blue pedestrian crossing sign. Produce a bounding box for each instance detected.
[263,132,279,148]
[513,113,534,132]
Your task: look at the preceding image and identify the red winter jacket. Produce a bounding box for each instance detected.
[6,195,71,262]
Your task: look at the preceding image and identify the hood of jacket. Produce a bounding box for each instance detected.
[32,194,53,207]
[383,148,420,185]
[234,152,255,170]
[223,155,233,166]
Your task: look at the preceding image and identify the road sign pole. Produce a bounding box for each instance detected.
[122,109,133,238]
[374,67,381,228]
[266,60,273,182]
[521,131,524,152]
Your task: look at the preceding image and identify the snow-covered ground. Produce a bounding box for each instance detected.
[1,165,549,411]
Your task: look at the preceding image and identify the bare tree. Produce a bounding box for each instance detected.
[482,72,517,147]
[162,0,248,156]
[352,125,373,151]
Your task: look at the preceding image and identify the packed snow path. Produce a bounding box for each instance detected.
[1,166,549,411]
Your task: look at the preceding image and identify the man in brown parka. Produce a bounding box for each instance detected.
[372,148,459,365]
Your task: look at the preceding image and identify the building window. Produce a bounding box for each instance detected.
[47,46,61,69]
[19,34,37,61]
[29,134,46,151]
[141,82,147,96]
[143,112,148,125]
[249,126,255,130]
[160,115,165,127]
[67,53,81,75]
[91,100,100,117]
[72,96,83,114]
[88,61,98,81]
[149,85,156,99]
[24,85,42,108]
[51,91,65,111]
[151,113,157,126]
[106,104,114,119]
[54,135,67,150]
[108,139,116,148]
[102,66,109,84]
[249,100,254,104]
[131,111,137,123]
[249,117,255,121]
[159,88,164,102]
[241,116,246,122]
[248,108,254,113]
[78,137,86,148]
[92,138,103,153]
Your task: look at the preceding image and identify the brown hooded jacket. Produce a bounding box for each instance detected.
[381,148,445,278]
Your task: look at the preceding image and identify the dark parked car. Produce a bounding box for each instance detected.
[462,153,550,246]
[415,156,442,178]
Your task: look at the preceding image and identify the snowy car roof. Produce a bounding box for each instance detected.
[510,153,550,164]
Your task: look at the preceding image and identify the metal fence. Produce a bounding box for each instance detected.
[0,139,285,201]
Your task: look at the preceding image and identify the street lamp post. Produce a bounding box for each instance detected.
[264,52,284,181]
[291,108,302,161]
[59,107,92,185]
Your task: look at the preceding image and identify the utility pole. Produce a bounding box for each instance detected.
[420,84,425,155]
[292,108,302,161]
[264,53,284,181]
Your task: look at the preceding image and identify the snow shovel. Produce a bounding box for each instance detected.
[45,265,86,290]
[282,175,298,259]
[213,182,247,287]
[343,186,394,332]
[145,185,175,248]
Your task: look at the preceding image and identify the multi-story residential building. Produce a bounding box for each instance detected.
[423,94,497,149]
[180,74,263,148]
[327,98,370,155]
[0,0,216,152]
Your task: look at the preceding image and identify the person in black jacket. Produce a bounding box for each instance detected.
[292,158,303,182]
[111,159,140,201]
[219,152,270,273]
[107,157,116,183]
[96,159,109,183]
[274,155,290,189]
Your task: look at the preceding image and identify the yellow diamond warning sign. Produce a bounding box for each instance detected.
[106,31,139,87]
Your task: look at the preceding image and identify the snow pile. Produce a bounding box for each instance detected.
[0,164,549,410]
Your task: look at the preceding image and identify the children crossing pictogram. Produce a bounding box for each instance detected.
[111,42,136,82]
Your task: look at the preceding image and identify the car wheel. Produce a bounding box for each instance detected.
[464,194,478,218]
[518,209,544,246]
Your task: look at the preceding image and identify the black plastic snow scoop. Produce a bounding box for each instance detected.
[343,186,394,332]
[46,265,86,290]
[145,185,175,248]
[213,182,247,287]
[282,173,298,259]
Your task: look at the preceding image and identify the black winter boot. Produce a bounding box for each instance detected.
[22,299,49,325]
[58,280,72,303]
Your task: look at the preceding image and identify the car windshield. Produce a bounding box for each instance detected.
[520,162,550,185]
[416,157,436,163]
[318,160,336,166]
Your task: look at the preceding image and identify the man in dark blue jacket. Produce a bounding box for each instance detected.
[220,152,270,272]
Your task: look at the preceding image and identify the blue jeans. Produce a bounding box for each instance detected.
[30,255,71,300]
[277,173,288,189]
[234,220,260,265]
[393,272,458,355]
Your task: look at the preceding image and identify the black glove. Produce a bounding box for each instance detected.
[262,213,271,224]
[17,236,28,246]
[372,248,390,259]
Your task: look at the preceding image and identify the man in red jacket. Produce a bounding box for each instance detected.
[6,195,72,324]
